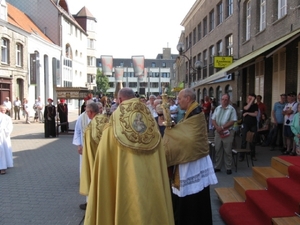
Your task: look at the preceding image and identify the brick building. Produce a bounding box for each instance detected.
[176,0,300,117]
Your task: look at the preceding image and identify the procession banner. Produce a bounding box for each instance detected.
[132,55,144,77]
[101,55,113,76]
[114,67,124,82]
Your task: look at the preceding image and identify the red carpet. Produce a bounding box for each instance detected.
[278,156,300,167]
[219,158,300,225]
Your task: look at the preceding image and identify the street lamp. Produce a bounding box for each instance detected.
[177,42,203,87]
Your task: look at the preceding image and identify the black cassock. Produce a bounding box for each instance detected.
[44,104,56,137]
[57,103,68,132]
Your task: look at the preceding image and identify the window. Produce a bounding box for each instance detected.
[209,10,215,31]
[246,1,251,40]
[16,43,23,66]
[203,50,207,67]
[217,41,223,56]
[189,33,192,48]
[226,0,233,18]
[203,17,207,36]
[87,56,95,66]
[217,2,223,25]
[151,62,156,67]
[197,23,202,41]
[0,0,7,21]
[193,28,196,45]
[278,0,287,19]
[209,45,215,64]
[65,44,72,59]
[162,62,166,68]
[226,34,233,56]
[87,39,95,49]
[260,0,266,31]
[1,38,9,63]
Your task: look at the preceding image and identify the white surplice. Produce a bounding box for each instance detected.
[0,113,13,170]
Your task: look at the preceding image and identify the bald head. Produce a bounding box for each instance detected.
[118,88,135,103]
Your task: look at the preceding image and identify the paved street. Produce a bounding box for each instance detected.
[1,110,281,225]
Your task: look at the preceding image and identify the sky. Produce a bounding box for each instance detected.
[68,0,196,59]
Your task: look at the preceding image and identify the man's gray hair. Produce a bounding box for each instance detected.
[86,102,100,114]
[118,88,135,100]
[183,88,196,101]
[149,94,156,99]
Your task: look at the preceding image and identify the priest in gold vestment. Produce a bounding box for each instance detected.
[80,102,109,197]
[84,88,174,225]
[163,88,217,225]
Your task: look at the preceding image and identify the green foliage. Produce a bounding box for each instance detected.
[96,69,110,95]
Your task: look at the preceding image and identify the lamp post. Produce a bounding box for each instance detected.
[176,42,203,87]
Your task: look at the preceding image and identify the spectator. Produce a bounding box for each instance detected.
[240,93,258,161]
[13,97,21,120]
[57,99,68,133]
[283,92,298,155]
[169,98,178,123]
[23,99,30,124]
[3,97,12,117]
[212,93,237,175]
[36,96,44,123]
[44,98,56,137]
[256,113,271,145]
[291,103,300,156]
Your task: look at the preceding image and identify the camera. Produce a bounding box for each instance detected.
[286,119,290,124]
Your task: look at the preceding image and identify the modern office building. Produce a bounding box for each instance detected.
[97,48,178,97]
[177,0,300,115]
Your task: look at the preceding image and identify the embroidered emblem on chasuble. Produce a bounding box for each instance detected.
[91,114,109,144]
[113,98,161,153]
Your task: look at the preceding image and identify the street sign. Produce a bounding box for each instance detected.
[214,56,233,68]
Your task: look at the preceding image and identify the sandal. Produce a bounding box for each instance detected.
[0,170,6,175]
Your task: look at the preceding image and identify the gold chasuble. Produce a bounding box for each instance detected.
[163,101,209,167]
[80,114,109,196]
[84,98,174,225]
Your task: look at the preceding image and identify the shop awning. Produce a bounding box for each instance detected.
[193,28,300,87]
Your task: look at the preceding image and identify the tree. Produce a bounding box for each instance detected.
[96,69,110,95]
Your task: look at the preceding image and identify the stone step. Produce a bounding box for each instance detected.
[233,177,265,199]
[214,187,244,204]
[271,156,292,176]
[252,167,286,187]
[272,216,300,225]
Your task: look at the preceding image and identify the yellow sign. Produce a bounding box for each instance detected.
[214,56,233,68]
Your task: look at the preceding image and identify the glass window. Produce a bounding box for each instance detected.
[278,0,287,19]
[209,10,215,32]
[151,62,156,67]
[16,43,22,66]
[217,41,223,56]
[217,2,223,25]
[227,0,233,17]
[1,38,8,63]
[193,28,196,45]
[260,0,266,31]
[246,1,251,40]
[209,45,215,64]
[197,23,202,41]
[203,17,207,36]
[226,34,233,56]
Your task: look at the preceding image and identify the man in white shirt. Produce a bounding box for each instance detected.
[36,96,44,123]
[3,97,12,117]
[13,97,21,120]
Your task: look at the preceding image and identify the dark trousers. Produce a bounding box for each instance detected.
[172,186,213,225]
[241,123,257,158]
[14,106,20,120]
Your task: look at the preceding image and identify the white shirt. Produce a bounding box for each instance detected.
[72,112,90,146]
[283,101,298,126]
[14,100,21,107]
[3,101,11,110]
[0,113,13,169]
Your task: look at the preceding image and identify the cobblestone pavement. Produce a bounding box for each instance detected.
[1,110,281,225]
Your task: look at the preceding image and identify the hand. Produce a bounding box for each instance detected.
[77,145,83,155]
[243,112,248,117]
